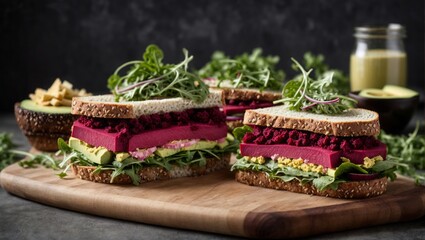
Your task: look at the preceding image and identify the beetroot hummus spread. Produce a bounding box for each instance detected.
[72,107,227,152]
[242,125,380,151]
[78,107,225,134]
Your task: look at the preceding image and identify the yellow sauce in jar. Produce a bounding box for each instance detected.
[350,49,407,91]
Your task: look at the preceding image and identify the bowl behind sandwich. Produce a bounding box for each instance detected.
[349,89,419,134]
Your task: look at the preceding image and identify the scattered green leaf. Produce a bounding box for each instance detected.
[378,124,425,184]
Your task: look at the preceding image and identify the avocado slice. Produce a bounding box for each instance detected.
[359,85,419,99]
[183,140,217,150]
[69,137,112,165]
[155,148,181,158]
[217,140,229,149]
[20,99,71,114]
[382,85,419,98]
[155,140,219,158]
[15,102,75,133]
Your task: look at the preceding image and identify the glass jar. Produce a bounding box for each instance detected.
[350,24,407,91]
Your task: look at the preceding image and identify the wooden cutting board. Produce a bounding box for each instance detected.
[1,162,425,239]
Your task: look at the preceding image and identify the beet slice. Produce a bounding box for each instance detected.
[347,173,379,181]
[240,143,342,168]
[223,102,274,115]
[72,121,128,152]
[72,121,227,152]
[342,143,387,164]
[239,142,388,169]
[128,124,227,151]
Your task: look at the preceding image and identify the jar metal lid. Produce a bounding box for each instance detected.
[354,24,406,39]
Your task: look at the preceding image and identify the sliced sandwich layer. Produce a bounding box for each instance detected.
[71,106,227,152]
[243,106,381,137]
[240,142,387,168]
[72,121,228,152]
[231,106,397,198]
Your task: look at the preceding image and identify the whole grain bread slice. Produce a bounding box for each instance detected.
[71,90,224,118]
[211,87,281,102]
[243,106,380,137]
[71,153,231,184]
[235,170,387,199]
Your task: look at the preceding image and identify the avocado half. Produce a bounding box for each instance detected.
[14,100,77,151]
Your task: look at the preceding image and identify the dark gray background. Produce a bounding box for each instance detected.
[1,0,423,112]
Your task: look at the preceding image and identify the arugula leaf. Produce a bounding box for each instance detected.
[275,58,356,114]
[0,132,62,170]
[0,133,19,170]
[312,176,336,191]
[108,44,209,103]
[198,48,285,91]
[333,161,368,178]
[378,125,425,184]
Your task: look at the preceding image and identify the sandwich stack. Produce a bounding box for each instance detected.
[58,45,236,184]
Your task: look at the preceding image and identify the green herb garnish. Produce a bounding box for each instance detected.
[292,52,350,95]
[198,48,285,91]
[274,58,356,114]
[0,133,19,170]
[0,132,60,170]
[378,124,425,184]
[107,44,209,103]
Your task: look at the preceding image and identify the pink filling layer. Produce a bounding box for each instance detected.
[240,142,387,168]
[128,124,227,151]
[223,102,274,115]
[72,121,128,152]
[72,121,228,152]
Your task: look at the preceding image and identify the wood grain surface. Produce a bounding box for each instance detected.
[1,162,425,239]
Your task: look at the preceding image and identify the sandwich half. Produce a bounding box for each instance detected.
[57,45,236,184]
[198,49,285,130]
[231,106,397,198]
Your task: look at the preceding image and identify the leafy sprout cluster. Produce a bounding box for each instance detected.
[274,58,356,114]
[108,44,209,103]
[197,48,285,91]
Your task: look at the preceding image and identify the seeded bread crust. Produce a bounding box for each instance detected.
[243,106,380,137]
[71,154,231,184]
[210,87,281,102]
[71,90,224,119]
[235,170,388,199]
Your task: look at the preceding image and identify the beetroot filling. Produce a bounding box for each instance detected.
[78,107,225,135]
[243,125,380,151]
